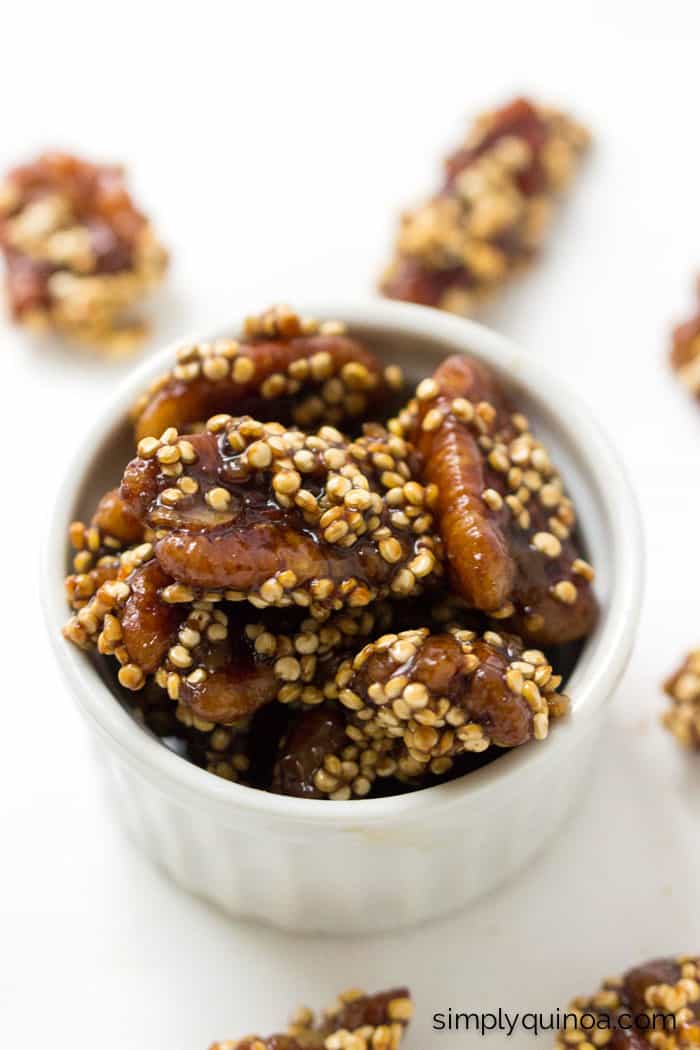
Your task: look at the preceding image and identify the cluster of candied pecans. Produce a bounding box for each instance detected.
[20,99,696,1050]
[556,955,700,1050]
[0,152,167,351]
[380,97,590,315]
[63,304,596,799]
[209,958,700,1050]
[664,284,700,750]
[211,987,413,1050]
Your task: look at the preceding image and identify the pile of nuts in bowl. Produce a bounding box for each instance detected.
[63,304,597,800]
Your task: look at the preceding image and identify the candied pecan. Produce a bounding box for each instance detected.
[63,514,394,728]
[396,353,597,645]
[63,543,182,688]
[663,650,700,749]
[62,311,593,801]
[65,491,146,610]
[272,704,353,798]
[211,987,412,1050]
[380,97,589,314]
[0,151,167,350]
[131,305,402,441]
[670,278,700,400]
[119,560,184,673]
[332,625,568,774]
[90,487,144,545]
[555,956,700,1049]
[315,988,413,1038]
[120,417,442,615]
[158,602,392,725]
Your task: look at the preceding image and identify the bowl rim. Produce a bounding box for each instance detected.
[42,298,644,828]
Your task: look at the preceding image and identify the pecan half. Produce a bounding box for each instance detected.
[333,625,568,769]
[0,151,167,349]
[380,97,589,314]
[132,305,402,441]
[663,650,700,749]
[120,417,442,615]
[211,987,412,1050]
[555,956,700,1049]
[396,353,597,645]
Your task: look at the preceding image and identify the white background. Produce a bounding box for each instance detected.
[2,2,699,1046]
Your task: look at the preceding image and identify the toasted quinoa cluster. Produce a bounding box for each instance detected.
[0,151,167,350]
[211,987,412,1050]
[663,650,700,749]
[380,97,589,315]
[556,956,700,1048]
[670,279,700,400]
[62,305,597,799]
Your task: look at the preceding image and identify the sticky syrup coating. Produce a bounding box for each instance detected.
[271,626,568,800]
[663,650,700,750]
[120,417,442,614]
[394,353,597,645]
[64,533,395,725]
[0,151,167,350]
[132,304,403,441]
[380,97,589,315]
[555,956,700,1049]
[211,987,413,1050]
[63,305,596,799]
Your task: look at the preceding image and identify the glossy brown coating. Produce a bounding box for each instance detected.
[555,956,700,1049]
[91,487,144,546]
[62,305,592,801]
[318,988,413,1035]
[132,306,396,441]
[380,98,589,314]
[119,561,184,673]
[417,357,513,610]
[121,418,441,612]
[401,353,597,645]
[272,705,350,798]
[335,626,567,772]
[181,664,277,725]
[212,987,413,1050]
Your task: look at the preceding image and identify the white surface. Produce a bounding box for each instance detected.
[2,1,699,1046]
[42,303,643,936]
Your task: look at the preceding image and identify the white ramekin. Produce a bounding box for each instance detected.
[43,299,643,935]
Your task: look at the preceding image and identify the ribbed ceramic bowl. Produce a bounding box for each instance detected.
[43,299,643,934]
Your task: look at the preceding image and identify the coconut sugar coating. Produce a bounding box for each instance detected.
[380,97,589,315]
[0,151,167,350]
[132,305,403,441]
[211,987,413,1050]
[555,956,700,1049]
[671,278,700,400]
[119,417,442,612]
[393,353,597,645]
[63,305,595,799]
[663,650,700,750]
